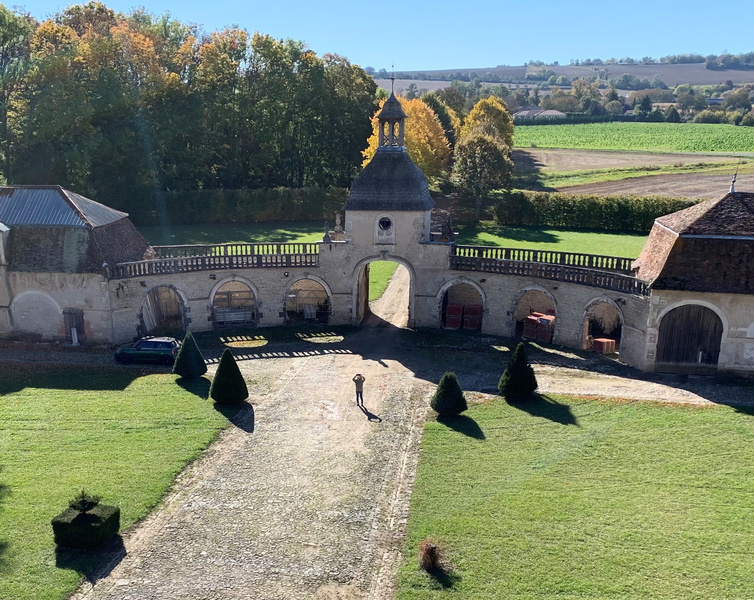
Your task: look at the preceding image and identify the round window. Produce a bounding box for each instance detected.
[379,217,392,231]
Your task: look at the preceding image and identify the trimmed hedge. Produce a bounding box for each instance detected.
[493,190,699,233]
[499,342,538,400]
[173,332,207,380]
[133,187,348,225]
[430,372,468,416]
[210,349,248,405]
[52,493,120,549]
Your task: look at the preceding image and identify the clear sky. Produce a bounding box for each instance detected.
[15,0,753,72]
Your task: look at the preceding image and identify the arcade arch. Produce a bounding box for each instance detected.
[352,256,414,327]
[211,279,257,328]
[656,303,724,374]
[10,291,62,339]
[513,288,556,341]
[437,280,484,330]
[140,285,185,336]
[582,299,623,354]
[285,276,331,324]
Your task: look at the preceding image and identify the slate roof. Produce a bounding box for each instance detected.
[377,93,407,120]
[343,148,435,212]
[0,185,128,228]
[632,192,754,294]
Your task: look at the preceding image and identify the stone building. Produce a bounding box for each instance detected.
[1,97,753,376]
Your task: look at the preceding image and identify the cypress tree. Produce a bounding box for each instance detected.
[210,349,248,405]
[172,332,207,379]
[430,372,467,416]
[498,342,538,400]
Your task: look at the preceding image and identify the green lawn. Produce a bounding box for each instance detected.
[369,261,400,301]
[515,122,754,153]
[398,395,754,600]
[454,222,647,258]
[0,366,231,600]
[137,220,323,246]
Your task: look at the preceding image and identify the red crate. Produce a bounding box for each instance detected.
[593,338,616,353]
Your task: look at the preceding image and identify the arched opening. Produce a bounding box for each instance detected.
[355,259,412,327]
[10,291,62,340]
[212,281,257,328]
[514,289,556,343]
[141,286,185,336]
[656,304,723,374]
[285,278,330,324]
[440,283,484,330]
[582,302,622,354]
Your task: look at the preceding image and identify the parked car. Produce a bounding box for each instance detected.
[114,336,180,365]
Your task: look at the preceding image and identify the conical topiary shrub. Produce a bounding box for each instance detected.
[210,349,248,405]
[498,342,538,400]
[430,372,467,416]
[172,332,207,379]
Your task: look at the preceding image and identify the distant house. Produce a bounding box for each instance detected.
[512,109,567,123]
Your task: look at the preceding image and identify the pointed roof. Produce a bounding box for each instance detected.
[655,192,754,237]
[377,93,407,120]
[0,185,128,228]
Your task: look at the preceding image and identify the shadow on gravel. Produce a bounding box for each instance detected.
[506,394,579,426]
[359,405,382,422]
[437,415,485,440]
[55,535,126,586]
[177,376,211,399]
[214,401,255,433]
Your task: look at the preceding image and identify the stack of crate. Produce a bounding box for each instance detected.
[593,338,616,353]
[462,305,483,330]
[445,304,464,329]
[522,312,555,343]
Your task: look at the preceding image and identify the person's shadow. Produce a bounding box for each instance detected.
[358,404,382,422]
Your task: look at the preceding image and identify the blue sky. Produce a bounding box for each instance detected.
[15,0,753,71]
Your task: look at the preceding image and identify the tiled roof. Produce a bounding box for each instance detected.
[656,192,754,236]
[377,93,407,120]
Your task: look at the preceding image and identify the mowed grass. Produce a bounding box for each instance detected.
[454,221,647,258]
[369,261,400,301]
[398,396,754,600]
[515,122,754,153]
[138,222,647,259]
[137,220,323,246]
[0,366,230,600]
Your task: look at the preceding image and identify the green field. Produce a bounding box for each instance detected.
[138,221,323,246]
[454,222,647,258]
[398,395,754,599]
[368,261,400,301]
[515,122,754,153]
[0,366,231,600]
[138,222,646,259]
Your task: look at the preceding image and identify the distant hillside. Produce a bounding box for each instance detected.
[385,62,754,88]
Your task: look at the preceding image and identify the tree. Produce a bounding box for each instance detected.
[604,100,624,115]
[722,87,752,112]
[498,342,538,400]
[430,372,467,416]
[452,133,512,220]
[638,95,653,113]
[420,91,458,148]
[210,349,248,404]
[362,95,450,179]
[460,97,513,149]
[664,105,682,123]
[172,332,207,379]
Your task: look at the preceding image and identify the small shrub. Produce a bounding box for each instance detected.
[499,342,538,400]
[419,538,441,571]
[172,332,207,379]
[430,372,467,416]
[210,349,248,405]
[68,490,100,512]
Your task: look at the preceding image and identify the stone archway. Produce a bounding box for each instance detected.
[211,279,257,328]
[437,280,485,330]
[513,288,556,341]
[140,285,186,336]
[656,303,724,374]
[352,255,415,327]
[10,291,63,340]
[285,277,331,324]
[582,299,623,354]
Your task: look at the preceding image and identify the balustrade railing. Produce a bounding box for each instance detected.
[451,245,634,273]
[153,242,320,258]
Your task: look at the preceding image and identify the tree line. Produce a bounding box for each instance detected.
[0,2,377,218]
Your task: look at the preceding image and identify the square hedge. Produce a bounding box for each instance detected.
[51,504,120,550]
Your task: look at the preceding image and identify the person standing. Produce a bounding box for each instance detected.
[352,373,365,406]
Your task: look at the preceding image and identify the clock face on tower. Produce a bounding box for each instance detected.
[379,217,392,231]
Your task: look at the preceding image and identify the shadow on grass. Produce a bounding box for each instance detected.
[425,567,462,589]
[213,400,255,433]
[506,393,579,426]
[177,376,211,399]
[0,365,145,395]
[0,472,9,573]
[55,535,126,585]
[453,222,560,245]
[437,415,485,440]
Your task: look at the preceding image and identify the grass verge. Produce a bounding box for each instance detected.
[137,220,323,246]
[398,395,754,599]
[369,261,400,301]
[0,365,231,600]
